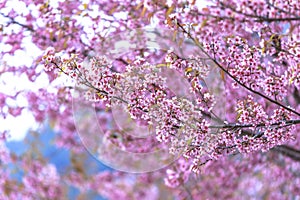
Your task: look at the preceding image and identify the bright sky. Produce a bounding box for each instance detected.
[0,37,46,141]
[0,0,57,141]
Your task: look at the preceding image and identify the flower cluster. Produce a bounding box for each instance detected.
[2,0,300,199]
[236,95,268,126]
[164,158,191,188]
[44,52,224,172]
[22,162,62,199]
[230,97,295,153]
[263,76,286,101]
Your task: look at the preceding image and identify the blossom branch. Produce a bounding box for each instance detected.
[218,0,300,22]
[0,12,34,32]
[209,119,300,129]
[177,23,300,117]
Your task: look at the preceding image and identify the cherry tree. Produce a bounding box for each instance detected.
[1,0,300,199]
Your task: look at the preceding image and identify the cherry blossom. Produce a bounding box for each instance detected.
[1,0,300,199]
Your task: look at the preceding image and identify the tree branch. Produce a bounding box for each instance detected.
[218,1,300,22]
[0,12,34,32]
[209,119,300,129]
[177,23,300,117]
[273,145,300,161]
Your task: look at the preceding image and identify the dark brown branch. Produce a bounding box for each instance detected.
[209,119,300,129]
[266,0,300,17]
[0,12,34,32]
[273,145,300,161]
[218,1,300,22]
[177,23,300,117]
